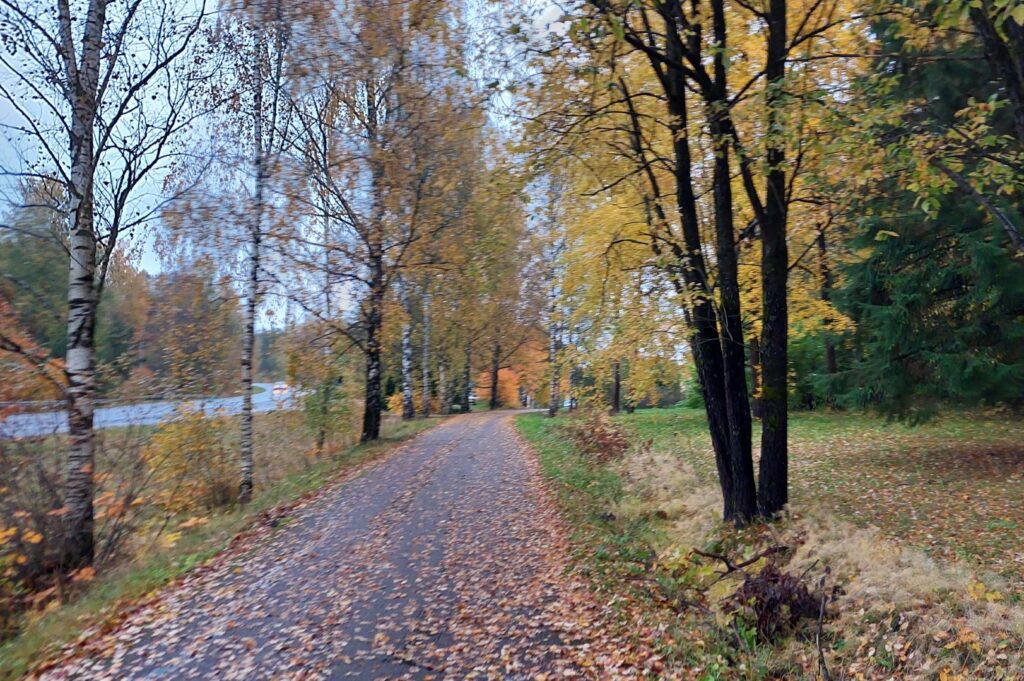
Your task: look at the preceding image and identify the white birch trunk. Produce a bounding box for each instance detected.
[547,291,559,418]
[401,320,415,420]
[239,52,265,505]
[61,0,108,568]
[438,360,450,415]
[420,289,431,417]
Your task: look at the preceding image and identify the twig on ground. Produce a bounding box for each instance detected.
[816,567,832,681]
[691,545,789,575]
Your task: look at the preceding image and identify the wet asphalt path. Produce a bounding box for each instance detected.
[41,412,594,680]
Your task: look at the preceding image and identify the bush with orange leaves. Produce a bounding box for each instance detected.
[561,408,631,463]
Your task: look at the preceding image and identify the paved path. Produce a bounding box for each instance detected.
[1,384,294,439]
[41,412,608,680]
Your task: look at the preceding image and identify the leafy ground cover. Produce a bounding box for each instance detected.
[624,408,1024,585]
[518,409,1024,680]
[0,414,440,680]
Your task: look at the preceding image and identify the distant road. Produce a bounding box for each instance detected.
[0,383,295,440]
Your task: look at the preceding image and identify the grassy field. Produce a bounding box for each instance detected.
[518,408,1024,680]
[623,408,1024,584]
[0,413,441,680]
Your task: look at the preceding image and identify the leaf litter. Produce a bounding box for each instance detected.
[36,413,650,680]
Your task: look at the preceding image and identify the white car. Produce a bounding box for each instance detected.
[272,383,290,398]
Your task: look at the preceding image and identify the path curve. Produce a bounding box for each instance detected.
[40,411,617,680]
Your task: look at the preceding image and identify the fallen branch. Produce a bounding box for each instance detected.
[691,545,789,575]
[816,568,832,681]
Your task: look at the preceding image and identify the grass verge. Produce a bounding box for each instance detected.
[518,409,1024,680]
[0,415,440,680]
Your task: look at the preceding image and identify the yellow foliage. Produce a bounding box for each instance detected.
[142,408,237,514]
[386,392,440,414]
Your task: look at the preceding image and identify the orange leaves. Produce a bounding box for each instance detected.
[475,368,523,408]
[71,566,96,583]
[0,526,17,544]
[178,516,210,530]
[0,297,66,402]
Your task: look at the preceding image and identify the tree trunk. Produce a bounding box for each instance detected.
[317,211,333,452]
[488,341,500,410]
[461,340,472,413]
[439,361,451,415]
[315,382,332,453]
[61,0,107,569]
[401,319,415,420]
[817,229,838,375]
[420,290,431,417]
[64,144,99,571]
[970,8,1024,146]
[361,260,384,442]
[757,0,789,518]
[707,0,757,522]
[567,329,577,411]
[611,360,621,414]
[548,317,559,418]
[663,6,756,523]
[238,228,259,503]
[239,53,266,506]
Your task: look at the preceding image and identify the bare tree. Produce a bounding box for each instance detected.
[0,0,207,567]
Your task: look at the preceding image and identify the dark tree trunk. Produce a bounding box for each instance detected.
[597,0,762,523]
[757,0,789,518]
[488,341,500,410]
[708,0,757,522]
[361,261,384,442]
[970,8,1024,146]
[315,382,333,453]
[611,360,621,414]
[663,14,754,523]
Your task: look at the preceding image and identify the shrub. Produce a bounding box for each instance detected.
[561,409,631,463]
[302,382,351,451]
[142,408,236,514]
[0,428,149,639]
[724,562,820,642]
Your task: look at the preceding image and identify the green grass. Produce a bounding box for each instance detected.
[617,407,1024,581]
[0,415,441,681]
[518,408,1024,679]
[516,414,677,658]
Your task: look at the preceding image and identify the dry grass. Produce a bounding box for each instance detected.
[0,409,440,680]
[625,408,1024,585]
[612,410,1024,680]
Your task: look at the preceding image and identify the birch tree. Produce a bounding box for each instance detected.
[0,0,206,566]
[283,0,477,441]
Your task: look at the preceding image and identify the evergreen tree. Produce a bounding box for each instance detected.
[830,18,1024,419]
